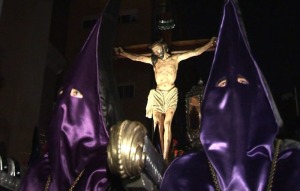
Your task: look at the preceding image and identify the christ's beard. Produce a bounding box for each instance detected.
[158,51,164,59]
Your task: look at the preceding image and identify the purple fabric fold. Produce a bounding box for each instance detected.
[19,154,50,190]
[160,0,300,190]
[19,18,109,191]
[19,0,121,190]
[45,18,110,191]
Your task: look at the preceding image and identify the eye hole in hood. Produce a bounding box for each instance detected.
[70,88,83,98]
[216,75,249,88]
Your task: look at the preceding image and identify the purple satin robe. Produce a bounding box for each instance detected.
[161,0,300,190]
[19,0,122,190]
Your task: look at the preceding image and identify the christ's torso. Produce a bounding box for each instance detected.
[154,56,178,91]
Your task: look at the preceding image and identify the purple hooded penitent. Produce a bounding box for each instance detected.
[19,0,122,190]
[160,0,300,190]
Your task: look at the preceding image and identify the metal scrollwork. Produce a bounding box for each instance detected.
[107,120,147,179]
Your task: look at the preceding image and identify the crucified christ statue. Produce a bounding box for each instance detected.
[115,37,216,162]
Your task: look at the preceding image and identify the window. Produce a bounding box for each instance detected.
[82,18,97,29]
[118,14,137,23]
[118,84,135,99]
[118,9,138,24]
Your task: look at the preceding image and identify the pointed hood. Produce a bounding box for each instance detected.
[200,0,282,190]
[46,0,122,190]
[161,1,300,190]
[19,1,123,190]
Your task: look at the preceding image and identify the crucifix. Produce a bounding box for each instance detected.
[115,0,216,163]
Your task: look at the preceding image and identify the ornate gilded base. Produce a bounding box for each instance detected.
[107,120,165,190]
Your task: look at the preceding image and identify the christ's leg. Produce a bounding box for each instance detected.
[153,111,164,154]
[163,109,175,162]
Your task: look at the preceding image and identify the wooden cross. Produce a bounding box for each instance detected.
[114,0,216,161]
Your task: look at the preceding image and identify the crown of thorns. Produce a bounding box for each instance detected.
[148,40,168,53]
[148,40,167,49]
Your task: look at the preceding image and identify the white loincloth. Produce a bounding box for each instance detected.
[145,87,178,118]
